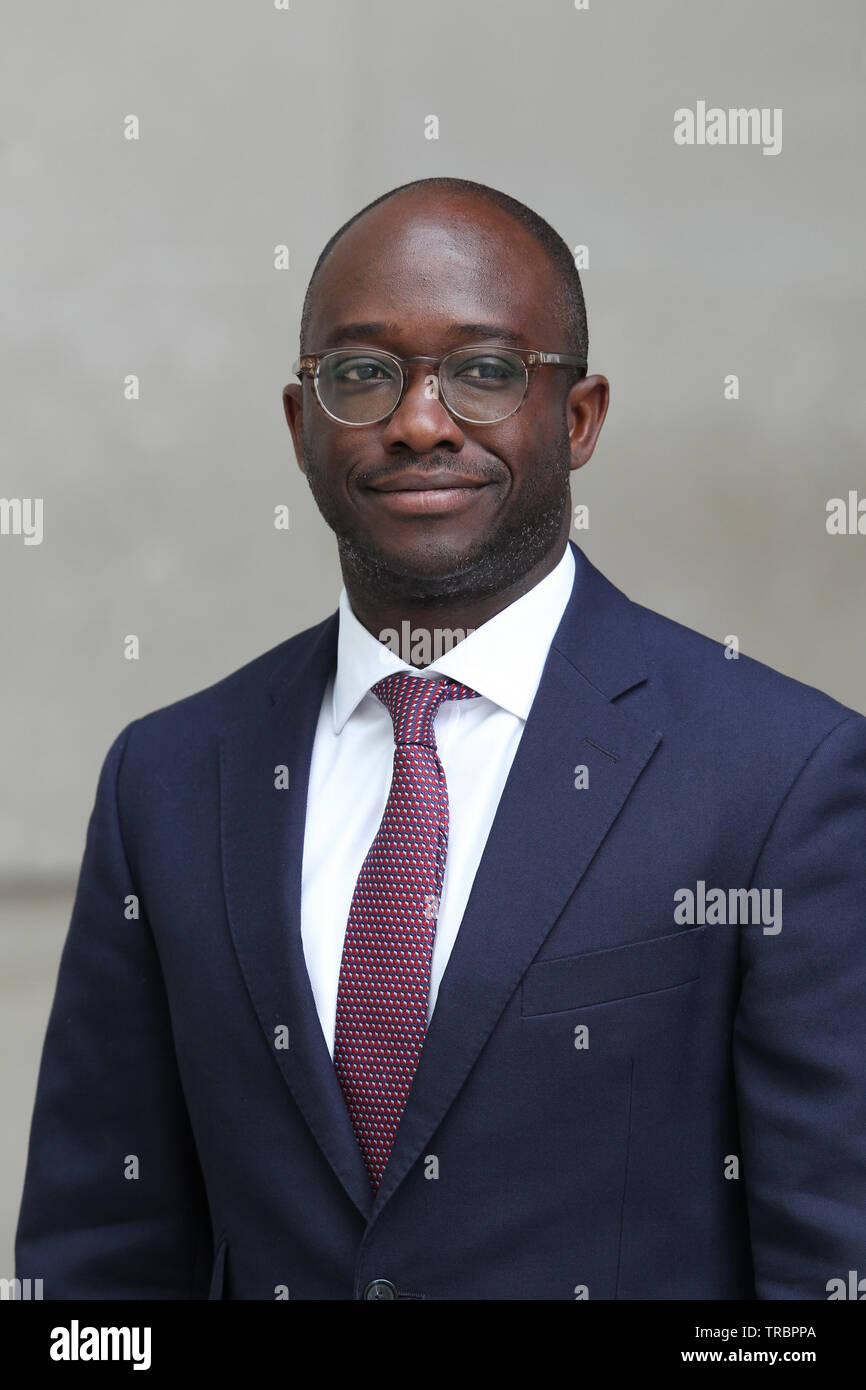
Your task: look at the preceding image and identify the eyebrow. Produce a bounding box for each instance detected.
[320,321,530,349]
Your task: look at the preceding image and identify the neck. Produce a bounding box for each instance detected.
[344,540,569,667]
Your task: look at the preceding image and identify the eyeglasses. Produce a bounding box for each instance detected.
[292,344,588,426]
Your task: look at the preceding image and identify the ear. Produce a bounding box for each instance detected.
[282,383,306,474]
[565,374,610,472]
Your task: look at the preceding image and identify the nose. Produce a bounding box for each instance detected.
[380,363,465,453]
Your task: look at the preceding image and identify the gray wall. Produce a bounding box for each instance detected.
[3,0,864,1276]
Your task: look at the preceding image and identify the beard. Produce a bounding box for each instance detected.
[301,419,572,608]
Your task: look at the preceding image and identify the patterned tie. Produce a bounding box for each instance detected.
[333,671,481,1188]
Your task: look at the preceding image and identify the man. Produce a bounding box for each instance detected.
[16,177,866,1300]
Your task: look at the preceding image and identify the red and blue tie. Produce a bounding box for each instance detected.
[333,671,480,1188]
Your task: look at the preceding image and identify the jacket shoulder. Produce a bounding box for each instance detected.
[630,596,863,738]
[116,613,335,758]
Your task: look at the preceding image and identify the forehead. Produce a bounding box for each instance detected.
[306,195,565,351]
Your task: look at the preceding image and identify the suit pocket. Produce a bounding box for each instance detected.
[521,926,706,1017]
[208,1236,228,1300]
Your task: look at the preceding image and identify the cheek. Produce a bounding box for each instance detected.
[300,412,319,461]
[302,419,348,475]
[483,414,562,477]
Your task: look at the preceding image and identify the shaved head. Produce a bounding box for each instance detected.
[299,177,588,385]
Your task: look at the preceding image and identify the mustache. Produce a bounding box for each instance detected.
[354,454,504,488]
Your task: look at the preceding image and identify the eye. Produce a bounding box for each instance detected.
[330,355,398,384]
[450,354,522,383]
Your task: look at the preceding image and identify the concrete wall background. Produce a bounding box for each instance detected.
[3,0,865,1279]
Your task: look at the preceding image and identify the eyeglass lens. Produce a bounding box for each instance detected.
[315,348,528,424]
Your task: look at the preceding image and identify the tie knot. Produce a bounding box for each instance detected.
[372,672,480,747]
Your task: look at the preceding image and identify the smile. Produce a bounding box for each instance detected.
[363,470,491,516]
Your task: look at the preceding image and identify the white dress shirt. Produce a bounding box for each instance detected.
[300,543,577,1058]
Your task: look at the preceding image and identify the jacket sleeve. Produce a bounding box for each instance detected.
[733,711,866,1299]
[15,722,213,1298]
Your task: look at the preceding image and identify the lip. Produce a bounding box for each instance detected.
[363,470,491,516]
[368,470,488,492]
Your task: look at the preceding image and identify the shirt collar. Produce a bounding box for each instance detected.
[331,543,576,732]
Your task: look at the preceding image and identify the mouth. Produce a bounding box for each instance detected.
[363,470,492,516]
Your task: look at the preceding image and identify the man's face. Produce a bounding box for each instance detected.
[283,193,607,606]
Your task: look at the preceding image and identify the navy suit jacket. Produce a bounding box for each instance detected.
[16,542,866,1299]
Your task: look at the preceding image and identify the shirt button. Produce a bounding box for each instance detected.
[363,1278,398,1300]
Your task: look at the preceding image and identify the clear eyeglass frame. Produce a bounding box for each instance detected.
[292,344,588,426]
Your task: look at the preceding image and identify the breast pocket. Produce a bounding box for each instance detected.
[521,925,706,1017]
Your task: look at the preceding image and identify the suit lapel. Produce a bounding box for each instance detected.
[370,544,662,1219]
[219,613,376,1222]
